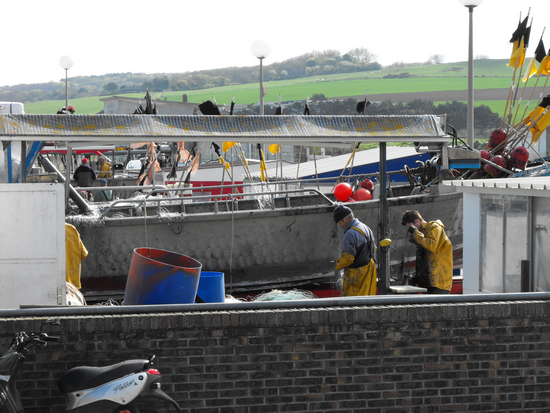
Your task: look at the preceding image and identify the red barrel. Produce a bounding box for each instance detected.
[124,248,202,305]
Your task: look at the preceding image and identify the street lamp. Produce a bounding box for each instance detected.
[59,55,73,109]
[459,0,484,148]
[251,40,271,115]
[59,55,73,209]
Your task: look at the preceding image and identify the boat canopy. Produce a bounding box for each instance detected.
[0,114,450,146]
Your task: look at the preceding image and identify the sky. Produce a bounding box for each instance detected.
[2,0,548,87]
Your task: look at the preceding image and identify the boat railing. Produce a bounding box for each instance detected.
[95,186,335,219]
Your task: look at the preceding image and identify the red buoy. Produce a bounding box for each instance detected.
[334,183,353,202]
[508,146,529,170]
[483,155,508,177]
[352,188,372,201]
[361,179,374,191]
[488,128,506,149]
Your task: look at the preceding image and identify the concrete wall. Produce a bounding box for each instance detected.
[2,296,550,413]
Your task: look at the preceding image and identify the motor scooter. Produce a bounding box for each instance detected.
[0,318,182,413]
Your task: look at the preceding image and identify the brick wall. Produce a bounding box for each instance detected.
[2,299,550,413]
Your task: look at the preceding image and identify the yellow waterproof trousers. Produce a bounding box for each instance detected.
[342,258,377,296]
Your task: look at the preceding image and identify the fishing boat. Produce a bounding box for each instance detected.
[6,110,547,300]
[65,179,463,298]
[0,112,470,300]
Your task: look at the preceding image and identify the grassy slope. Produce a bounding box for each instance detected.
[24,59,530,116]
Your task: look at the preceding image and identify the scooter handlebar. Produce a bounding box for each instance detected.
[42,335,60,342]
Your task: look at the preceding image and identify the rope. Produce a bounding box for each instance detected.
[229,194,236,296]
[144,201,148,247]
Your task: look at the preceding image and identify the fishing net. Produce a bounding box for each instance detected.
[93,298,121,306]
[66,208,104,228]
[253,289,317,301]
[250,182,274,209]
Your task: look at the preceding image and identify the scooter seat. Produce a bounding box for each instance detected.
[58,359,149,393]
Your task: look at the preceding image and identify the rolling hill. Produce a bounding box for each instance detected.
[22,59,540,117]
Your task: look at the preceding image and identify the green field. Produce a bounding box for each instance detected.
[23,59,534,116]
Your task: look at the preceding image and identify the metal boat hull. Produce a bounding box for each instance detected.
[69,189,463,296]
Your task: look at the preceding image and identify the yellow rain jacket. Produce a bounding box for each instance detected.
[99,161,112,178]
[335,220,377,296]
[65,223,88,289]
[410,220,452,291]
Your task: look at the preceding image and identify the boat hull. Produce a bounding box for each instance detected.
[69,189,463,296]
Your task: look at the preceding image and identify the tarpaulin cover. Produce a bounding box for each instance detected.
[0,114,448,144]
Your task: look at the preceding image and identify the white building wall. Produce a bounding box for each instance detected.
[0,183,66,309]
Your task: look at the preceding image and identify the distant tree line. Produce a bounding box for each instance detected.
[0,48,381,103]
[240,97,501,138]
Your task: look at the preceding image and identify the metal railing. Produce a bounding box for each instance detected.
[96,186,335,219]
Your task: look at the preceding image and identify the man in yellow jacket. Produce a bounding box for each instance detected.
[401,210,452,294]
[65,223,88,289]
[333,205,377,296]
[98,156,112,178]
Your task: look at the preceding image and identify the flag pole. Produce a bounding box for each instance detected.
[502,12,530,128]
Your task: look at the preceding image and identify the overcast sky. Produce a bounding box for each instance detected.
[2,0,547,87]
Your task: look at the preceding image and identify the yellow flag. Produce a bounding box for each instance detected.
[268,144,281,154]
[523,108,536,126]
[260,160,267,181]
[536,56,550,77]
[530,108,550,143]
[509,38,525,69]
[522,56,537,82]
[222,141,237,152]
[241,150,248,166]
[509,40,520,66]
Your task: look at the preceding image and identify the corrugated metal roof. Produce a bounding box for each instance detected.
[443,176,550,195]
[253,146,420,179]
[0,114,449,144]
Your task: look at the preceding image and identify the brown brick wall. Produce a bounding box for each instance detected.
[1,300,550,413]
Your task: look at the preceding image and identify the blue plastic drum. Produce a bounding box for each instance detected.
[124,248,202,305]
[196,271,225,303]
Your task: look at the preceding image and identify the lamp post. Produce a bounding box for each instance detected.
[251,40,271,115]
[59,55,73,209]
[459,0,483,148]
[59,55,73,109]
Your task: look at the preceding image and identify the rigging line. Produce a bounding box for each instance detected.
[144,200,148,247]
[229,194,236,297]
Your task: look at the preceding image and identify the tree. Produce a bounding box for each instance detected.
[142,80,154,91]
[428,54,445,64]
[323,49,342,61]
[306,58,318,67]
[152,77,170,92]
[102,82,118,94]
[342,53,354,63]
[311,93,326,101]
[347,47,376,63]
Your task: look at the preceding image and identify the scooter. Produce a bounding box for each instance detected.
[0,318,182,413]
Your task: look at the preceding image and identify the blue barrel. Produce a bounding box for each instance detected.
[196,271,225,303]
[124,247,202,305]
